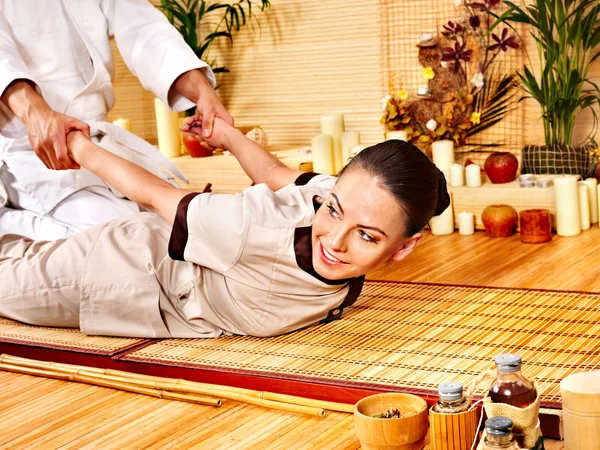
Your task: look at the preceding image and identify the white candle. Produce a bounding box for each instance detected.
[385,130,407,141]
[431,140,455,173]
[320,113,345,173]
[583,178,598,224]
[341,131,360,168]
[349,144,368,159]
[311,134,335,175]
[554,175,581,236]
[449,163,465,187]
[154,98,181,158]
[458,211,474,235]
[465,164,482,187]
[112,117,132,133]
[579,182,591,231]
[430,193,454,235]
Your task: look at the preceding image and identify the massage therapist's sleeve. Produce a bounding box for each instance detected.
[168,192,247,273]
[101,0,215,111]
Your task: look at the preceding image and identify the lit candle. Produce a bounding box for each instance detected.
[311,134,335,175]
[465,164,482,187]
[430,193,454,235]
[385,130,408,141]
[449,163,465,187]
[349,144,368,159]
[458,211,474,235]
[554,175,581,236]
[583,178,598,224]
[320,113,345,173]
[112,118,132,133]
[341,131,360,168]
[579,182,591,231]
[431,140,455,173]
[154,98,181,158]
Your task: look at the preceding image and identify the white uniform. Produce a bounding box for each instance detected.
[0,0,214,239]
[0,173,364,338]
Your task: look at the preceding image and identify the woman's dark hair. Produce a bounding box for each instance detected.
[339,139,450,236]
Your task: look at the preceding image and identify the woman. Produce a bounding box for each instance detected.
[0,118,449,338]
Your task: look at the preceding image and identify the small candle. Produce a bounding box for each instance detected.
[579,182,591,231]
[449,163,465,187]
[385,130,408,141]
[112,117,132,133]
[465,164,482,187]
[554,175,581,236]
[154,98,181,158]
[519,209,552,244]
[320,113,345,173]
[583,178,599,224]
[349,144,368,159]
[458,211,474,235]
[430,193,454,235]
[431,140,455,173]
[341,131,360,168]
[311,134,335,175]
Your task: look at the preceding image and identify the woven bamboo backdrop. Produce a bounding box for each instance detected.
[108,0,600,155]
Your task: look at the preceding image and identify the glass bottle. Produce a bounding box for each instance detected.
[489,354,536,408]
[480,417,520,450]
[433,381,470,413]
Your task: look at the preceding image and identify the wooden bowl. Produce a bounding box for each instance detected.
[354,393,428,450]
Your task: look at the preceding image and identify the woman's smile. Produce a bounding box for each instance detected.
[319,240,348,266]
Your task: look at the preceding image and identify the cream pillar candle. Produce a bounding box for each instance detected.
[430,193,454,235]
[579,182,591,231]
[449,163,465,187]
[341,131,360,168]
[465,164,482,187]
[112,118,132,133]
[349,144,368,159]
[385,130,407,141]
[154,98,181,158]
[554,175,581,236]
[320,113,345,173]
[583,178,599,224]
[311,134,335,175]
[431,140,455,173]
[458,211,474,235]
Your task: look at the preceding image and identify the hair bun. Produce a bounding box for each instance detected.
[434,169,450,216]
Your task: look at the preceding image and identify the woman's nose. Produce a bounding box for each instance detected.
[329,225,348,252]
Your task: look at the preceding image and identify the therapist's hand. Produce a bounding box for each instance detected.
[181,114,240,151]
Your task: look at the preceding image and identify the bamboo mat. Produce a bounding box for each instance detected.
[122,281,600,407]
[0,319,149,356]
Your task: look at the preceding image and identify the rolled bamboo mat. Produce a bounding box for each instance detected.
[0,318,148,355]
[122,281,600,408]
[0,354,349,417]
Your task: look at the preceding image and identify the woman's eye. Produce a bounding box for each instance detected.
[327,204,340,218]
[359,230,376,243]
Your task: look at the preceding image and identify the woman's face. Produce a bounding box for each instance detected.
[311,169,422,280]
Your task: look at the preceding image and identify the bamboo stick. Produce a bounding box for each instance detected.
[0,362,221,406]
[0,354,348,414]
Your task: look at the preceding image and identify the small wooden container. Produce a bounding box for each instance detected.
[429,406,480,450]
[519,208,552,244]
[354,393,428,450]
[560,372,600,450]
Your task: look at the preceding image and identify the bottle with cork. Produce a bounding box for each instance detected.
[489,354,536,408]
[433,381,470,413]
[480,417,520,450]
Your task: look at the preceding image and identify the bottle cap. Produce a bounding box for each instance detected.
[485,417,513,436]
[495,354,522,372]
[438,382,464,401]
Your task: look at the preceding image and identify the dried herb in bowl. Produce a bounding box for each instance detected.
[373,407,402,419]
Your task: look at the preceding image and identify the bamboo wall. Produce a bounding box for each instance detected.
[107,0,600,155]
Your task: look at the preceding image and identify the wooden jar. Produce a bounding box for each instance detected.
[519,209,552,244]
[429,406,480,450]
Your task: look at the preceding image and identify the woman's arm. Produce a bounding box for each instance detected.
[67,131,190,224]
[183,116,304,191]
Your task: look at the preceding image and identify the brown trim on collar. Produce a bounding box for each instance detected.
[168,192,201,261]
[294,172,319,186]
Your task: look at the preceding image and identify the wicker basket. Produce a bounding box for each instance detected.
[521,141,597,178]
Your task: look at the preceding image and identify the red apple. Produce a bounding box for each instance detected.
[182,132,213,158]
[484,152,519,184]
[482,204,518,237]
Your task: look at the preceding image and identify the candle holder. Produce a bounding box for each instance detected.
[519,209,552,244]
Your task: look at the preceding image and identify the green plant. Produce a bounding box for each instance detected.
[160,0,270,86]
[483,0,600,147]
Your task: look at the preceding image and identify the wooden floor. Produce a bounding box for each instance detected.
[1,229,585,449]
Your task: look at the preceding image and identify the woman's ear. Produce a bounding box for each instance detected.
[390,232,423,262]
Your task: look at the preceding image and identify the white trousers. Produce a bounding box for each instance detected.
[0,163,141,240]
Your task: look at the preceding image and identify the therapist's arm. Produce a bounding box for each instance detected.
[66,131,190,224]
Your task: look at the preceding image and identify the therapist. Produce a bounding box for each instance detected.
[0,0,232,240]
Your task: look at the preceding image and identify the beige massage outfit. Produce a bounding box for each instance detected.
[0,173,364,338]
